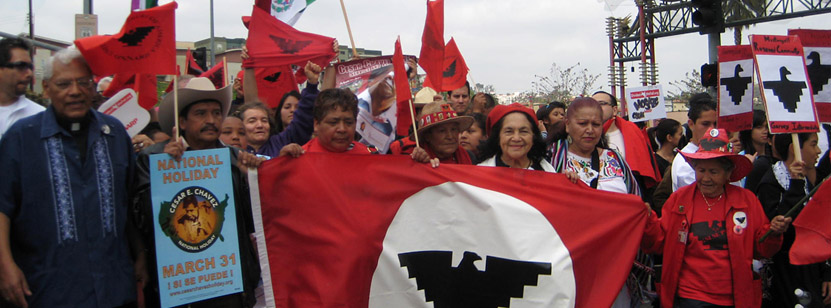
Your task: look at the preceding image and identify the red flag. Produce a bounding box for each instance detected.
[103,73,158,110]
[789,179,831,265]
[242,5,335,69]
[419,0,444,91]
[186,48,204,76]
[393,38,413,136]
[253,154,647,307]
[424,37,469,92]
[74,2,177,76]
[255,66,299,109]
[199,59,226,89]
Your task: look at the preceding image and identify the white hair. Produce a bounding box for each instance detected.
[42,47,88,80]
[97,76,113,92]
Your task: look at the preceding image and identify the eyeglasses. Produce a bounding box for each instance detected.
[1,61,34,71]
[598,101,615,107]
[50,78,94,91]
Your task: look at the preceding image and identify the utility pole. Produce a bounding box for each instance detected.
[83,0,92,14]
[209,0,215,67]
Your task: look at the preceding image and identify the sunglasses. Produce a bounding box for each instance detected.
[1,61,34,71]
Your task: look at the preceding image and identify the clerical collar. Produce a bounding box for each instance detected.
[54,110,92,133]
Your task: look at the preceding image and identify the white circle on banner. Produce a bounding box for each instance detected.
[368,182,576,308]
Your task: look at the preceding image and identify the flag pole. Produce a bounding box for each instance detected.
[173,76,179,142]
[223,56,228,87]
[759,173,831,242]
[409,98,420,148]
[338,0,359,59]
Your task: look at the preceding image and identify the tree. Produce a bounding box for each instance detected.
[724,0,766,45]
[530,62,600,106]
[473,83,495,94]
[666,69,707,108]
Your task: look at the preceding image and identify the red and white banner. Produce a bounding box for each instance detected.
[790,178,831,265]
[789,29,831,123]
[752,34,820,133]
[718,45,755,132]
[250,154,647,307]
[97,88,149,137]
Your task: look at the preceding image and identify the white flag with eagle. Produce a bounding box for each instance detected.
[256,0,316,26]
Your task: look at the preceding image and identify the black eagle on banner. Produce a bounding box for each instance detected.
[763,66,807,113]
[263,72,282,83]
[269,35,312,54]
[807,51,831,95]
[443,60,457,78]
[398,251,552,307]
[118,26,155,47]
[720,64,752,105]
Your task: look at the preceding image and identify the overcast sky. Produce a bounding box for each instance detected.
[1,0,828,94]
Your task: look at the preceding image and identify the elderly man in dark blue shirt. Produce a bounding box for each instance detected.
[0,47,140,307]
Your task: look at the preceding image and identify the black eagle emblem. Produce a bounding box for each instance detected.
[699,136,728,152]
[269,35,312,54]
[443,59,457,78]
[807,51,831,95]
[208,69,223,89]
[690,221,727,250]
[118,26,155,47]
[763,66,807,113]
[263,72,281,83]
[398,250,552,307]
[720,64,753,105]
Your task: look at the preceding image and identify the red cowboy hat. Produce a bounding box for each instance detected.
[680,128,752,182]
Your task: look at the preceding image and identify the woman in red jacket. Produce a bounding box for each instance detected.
[642,128,791,308]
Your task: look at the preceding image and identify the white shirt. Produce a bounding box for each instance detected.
[605,128,626,159]
[0,96,45,140]
[671,142,698,191]
[564,149,629,194]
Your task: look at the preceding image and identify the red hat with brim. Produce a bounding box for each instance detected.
[486,103,538,136]
[679,128,752,182]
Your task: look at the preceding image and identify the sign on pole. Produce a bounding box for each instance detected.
[717,45,755,132]
[789,29,831,123]
[97,88,150,137]
[150,148,243,307]
[624,85,666,122]
[751,34,820,134]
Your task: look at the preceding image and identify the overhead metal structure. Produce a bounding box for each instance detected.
[607,0,831,105]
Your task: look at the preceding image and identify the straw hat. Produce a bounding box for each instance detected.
[158,77,232,134]
[414,101,474,141]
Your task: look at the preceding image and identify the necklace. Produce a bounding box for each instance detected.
[700,189,723,211]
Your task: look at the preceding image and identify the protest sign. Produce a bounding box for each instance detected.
[625,85,666,122]
[718,45,755,132]
[150,148,243,307]
[97,88,149,137]
[789,29,831,123]
[752,34,819,133]
[335,56,415,153]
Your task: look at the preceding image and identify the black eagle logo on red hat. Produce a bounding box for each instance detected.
[269,35,312,54]
[263,72,281,83]
[443,60,457,78]
[398,251,551,307]
[118,26,155,47]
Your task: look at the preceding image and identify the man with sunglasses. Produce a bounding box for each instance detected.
[0,47,141,307]
[0,38,43,140]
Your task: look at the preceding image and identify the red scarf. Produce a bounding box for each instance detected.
[425,145,472,165]
[603,116,661,187]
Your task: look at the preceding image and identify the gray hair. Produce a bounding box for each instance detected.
[43,47,88,80]
[689,157,735,173]
[97,76,113,92]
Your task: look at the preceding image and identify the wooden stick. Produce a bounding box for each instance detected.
[223,56,228,87]
[173,76,179,142]
[792,133,803,163]
[408,98,420,148]
[759,174,831,242]
[338,0,359,59]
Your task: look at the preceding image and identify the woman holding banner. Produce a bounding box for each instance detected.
[642,128,791,308]
[750,132,829,308]
[476,103,553,171]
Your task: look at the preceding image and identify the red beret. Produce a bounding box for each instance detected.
[485,103,538,136]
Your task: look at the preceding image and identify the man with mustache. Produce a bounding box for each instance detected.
[132,77,263,307]
[0,37,43,140]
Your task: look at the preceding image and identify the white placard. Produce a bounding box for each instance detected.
[625,85,666,122]
[97,88,150,137]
